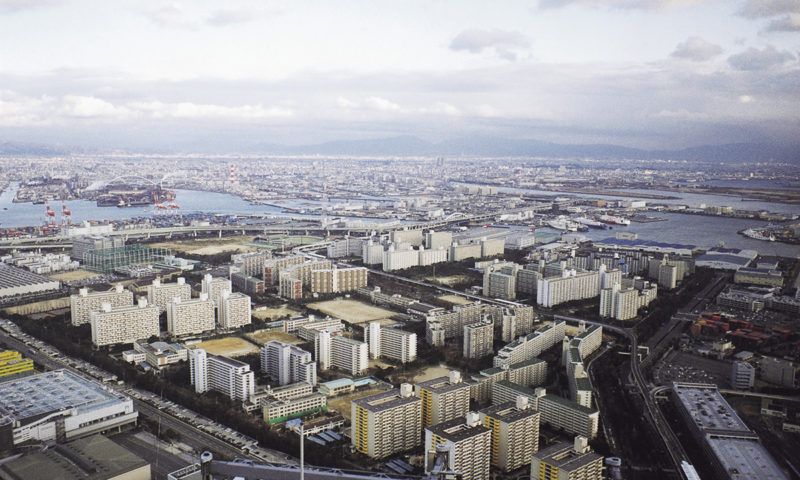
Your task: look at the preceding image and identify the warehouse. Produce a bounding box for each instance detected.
[0,263,61,298]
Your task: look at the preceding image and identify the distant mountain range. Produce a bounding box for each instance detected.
[1,137,797,163]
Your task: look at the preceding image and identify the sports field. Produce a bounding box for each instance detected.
[48,269,100,281]
[252,305,302,321]
[437,294,472,306]
[328,388,390,421]
[192,337,260,357]
[308,299,397,326]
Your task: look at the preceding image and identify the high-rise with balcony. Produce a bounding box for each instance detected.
[147,277,191,312]
[166,293,215,336]
[416,371,471,428]
[70,285,133,326]
[351,384,421,459]
[90,299,159,347]
[479,396,540,472]
[424,412,492,480]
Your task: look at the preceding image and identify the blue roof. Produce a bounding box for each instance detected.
[321,378,355,389]
[354,378,377,387]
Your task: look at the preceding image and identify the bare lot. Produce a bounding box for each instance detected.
[328,388,391,421]
[245,329,303,346]
[48,269,100,281]
[412,364,452,383]
[190,337,260,357]
[437,294,472,306]
[252,305,302,321]
[308,299,397,326]
[150,237,258,256]
[426,275,470,287]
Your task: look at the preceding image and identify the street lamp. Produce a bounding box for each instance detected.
[286,419,306,480]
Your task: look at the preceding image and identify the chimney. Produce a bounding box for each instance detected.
[516,395,529,410]
[574,435,589,453]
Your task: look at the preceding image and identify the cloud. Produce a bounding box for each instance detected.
[728,45,796,70]
[450,28,530,61]
[671,36,723,61]
[143,2,195,29]
[764,12,800,31]
[60,95,129,118]
[738,0,800,19]
[0,0,59,13]
[205,9,256,27]
[537,0,710,11]
[655,109,710,120]
[364,96,402,112]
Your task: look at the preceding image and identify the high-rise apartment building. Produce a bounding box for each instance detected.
[147,277,191,312]
[424,412,492,480]
[463,320,494,359]
[166,293,215,336]
[90,299,159,347]
[201,274,232,319]
[70,285,133,326]
[416,372,471,427]
[531,436,603,480]
[351,384,421,458]
[219,291,251,329]
[189,348,254,401]
[364,322,418,363]
[261,341,317,386]
[479,397,541,472]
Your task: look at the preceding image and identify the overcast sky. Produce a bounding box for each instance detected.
[1,0,799,151]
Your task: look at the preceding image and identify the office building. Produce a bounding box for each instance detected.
[416,372,471,427]
[731,361,756,389]
[146,277,191,312]
[166,294,215,336]
[351,384,421,459]
[479,397,540,472]
[758,356,798,387]
[0,370,138,447]
[219,291,251,329]
[0,434,150,480]
[672,382,788,480]
[424,413,492,480]
[531,436,603,480]
[70,285,133,326]
[261,341,317,386]
[463,320,494,359]
[90,299,160,347]
[0,350,34,382]
[189,349,254,402]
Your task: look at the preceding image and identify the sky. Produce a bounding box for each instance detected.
[0,0,799,152]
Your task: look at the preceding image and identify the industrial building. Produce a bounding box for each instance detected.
[90,299,160,347]
[82,245,169,273]
[424,413,492,480]
[351,384,421,459]
[479,397,541,472]
[416,372,471,428]
[672,382,788,480]
[0,434,150,480]
[0,263,61,299]
[0,370,138,448]
[71,235,124,261]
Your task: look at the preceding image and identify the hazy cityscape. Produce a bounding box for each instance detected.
[1,2,799,480]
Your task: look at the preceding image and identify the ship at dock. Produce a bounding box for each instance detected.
[574,217,608,229]
[598,214,631,226]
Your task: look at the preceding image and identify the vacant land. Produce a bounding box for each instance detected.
[245,329,303,346]
[150,237,258,255]
[425,275,471,287]
[412,364,452,383]
[308,299,397,326]
[252,305,302,321]
[437,294,472,306]
[328,388,391,421]
[48,269,100,281]
[191,337,260,357]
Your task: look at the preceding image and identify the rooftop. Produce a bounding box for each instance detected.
[426,416,490,442]
[535,441,602,472]
[480,401,540,423]
[416,376,469,394]
[706,435,788,480]
[672,383,750,434]
[352,388,419,413]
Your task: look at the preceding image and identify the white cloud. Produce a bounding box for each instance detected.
[655,109,710,120]
[671,37,723,61]
[738,0,800,19]
[336,96,358,108]
[728,45,796,70]
[205,9,256,27]
[0,0,59,13]
[538,0,711,10]
[450,28,530,61]
[143,2,195,29]
[365,96,402,112]
[739,95,754,103]
[764,12,800,31]
[60,95,129,118]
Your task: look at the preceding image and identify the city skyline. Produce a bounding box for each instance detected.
[1,0,799,152]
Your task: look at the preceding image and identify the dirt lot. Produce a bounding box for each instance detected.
[328,388,391,421]
[412,364,452,383]
[425,275,471,287]
[437,294,472,306]
[252,305,302,321]
[150,237,258,255]
[308,299,398,326]
[190,337,260,357]
[48,269,100,281]
[245,329,303,346]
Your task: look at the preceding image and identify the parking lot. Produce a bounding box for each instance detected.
[653,350,731,387]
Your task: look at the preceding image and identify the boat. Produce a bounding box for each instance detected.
[574,217,608,229]
[547,216,579,231]
[741,228,775,242]
[598,214,631,226]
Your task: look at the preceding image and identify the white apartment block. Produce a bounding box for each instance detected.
[261,341,317,386]
[418,246,448,266]
[390,229,424,246]
[70,285,133,326]
[219,291,251,329]
[189,348,254,402]
[382,244,419,272]
[424,412,492,480]
[325,335,368,375]
[600,280,657,321]
[537,265,622,308]
[501,306,536,343]
[464,320,494,359]
[310,267,368,294]
[364,322,418,363]
[425,231,453,251]
[166,293,215,336]
[90,299,159,347]
[231,250,272,277]
[201,274,232,317]
[469,359,547,404]
[416,372,471,428]
[327,236,365,258]
[450,242,483,262]
[351,384,421,459]
[362,240,384,266]
[263,255,306,284]
[494,320,566,367]
[481,238,505,257]
[425,302,503,343]
[147,277,191,312]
